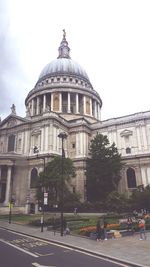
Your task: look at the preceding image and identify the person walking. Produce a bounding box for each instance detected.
[74,207,78,215]
[103,218,108,240]
[52,214,57,235]
[138,217,146,240]
[127,216,134,235]
[96,220,103,241]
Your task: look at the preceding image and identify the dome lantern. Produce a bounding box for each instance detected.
[57,29,70,59]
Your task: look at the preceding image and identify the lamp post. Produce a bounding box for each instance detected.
[58,132,67,236]
[33,146,45,232]
[9,200,12,224]
[9,174,13,224]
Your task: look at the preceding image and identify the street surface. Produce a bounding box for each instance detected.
[0,228,130,267]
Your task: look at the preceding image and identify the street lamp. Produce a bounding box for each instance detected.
[9,174,14,224]
[33,146,45,232]
[58,132,68,236]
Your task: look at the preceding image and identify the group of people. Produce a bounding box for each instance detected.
[127,216,146,240]
[96,216,147,241]
[96,218,108,241]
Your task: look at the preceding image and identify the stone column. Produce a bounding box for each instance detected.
[76,133,80,157]
[31,99,34,116]
[83,96,86,115]
[76,93,79,113]
[141,167,147,187]
[97,104,101,120]
[51,93,54,112]
[43,94,46,113]
[44,126,49,152]
[68,93,71,113]
[94,101,97,118]
[80,133,83,156]
[141,125,147,150]
[36,97,40,115]
[59,93,62,112]
[136,127,142,151]
[4,166,12,205]
[41,127,44,152]
[90,98,92,116]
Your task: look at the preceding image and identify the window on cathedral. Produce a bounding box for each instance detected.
[126,147,131,154]
[51,78,54,83]
[72,143,75,149]
[57,78,60,82]
[8,135,15,152]
[70,78,72,82]
[63,77,66,81]
[0,142,3,152]
[46,79,48,83]
[30,168,38,188]
[75,79,78,83]
[127,167,137,188]
[18,138,22,150]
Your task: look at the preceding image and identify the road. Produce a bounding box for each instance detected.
[0,228,131,267]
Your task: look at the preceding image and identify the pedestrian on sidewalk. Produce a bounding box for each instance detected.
[74,207,78,215]
[96,220,103,241]
[138,217,146,240]
[52,214,57,235]
[103,218,108,240]
[127,216,134,235]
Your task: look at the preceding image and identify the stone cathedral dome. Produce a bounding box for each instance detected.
[37,29,91,86]
[25,30,102,121]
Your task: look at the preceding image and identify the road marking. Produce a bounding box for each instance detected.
[35,252,54,257]
[0,238,38,258]
[32,263,56,267]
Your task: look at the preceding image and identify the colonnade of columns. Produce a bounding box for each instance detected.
[28,92,101,120]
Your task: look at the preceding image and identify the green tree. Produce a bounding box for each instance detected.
[106,191,130,212]
[130,185,150,210]
[86,133,123,202]
[36,156,77,208]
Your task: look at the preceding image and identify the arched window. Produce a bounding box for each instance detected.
[30,168,38,188]
[126,147,131,154]
[127,167,137,188]
[86,97,90,114]
[8,135,15,152]
[53,93,59,111]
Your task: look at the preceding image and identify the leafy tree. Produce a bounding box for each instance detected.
[130,185,150,210]
[86,133,123,202]
[36,156,77,208]
[105,191,130,212]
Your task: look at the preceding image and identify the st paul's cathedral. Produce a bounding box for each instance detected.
[0,31,150,214]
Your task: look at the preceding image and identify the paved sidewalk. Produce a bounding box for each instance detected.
[0,220,150,267]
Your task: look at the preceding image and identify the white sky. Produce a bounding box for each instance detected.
[1,0,150,121]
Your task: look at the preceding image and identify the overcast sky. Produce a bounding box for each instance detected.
[0,0,150,121]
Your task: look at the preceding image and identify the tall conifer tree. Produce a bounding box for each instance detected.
[86,133,123,202]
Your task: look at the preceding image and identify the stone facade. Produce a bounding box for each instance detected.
[0,32,150,214]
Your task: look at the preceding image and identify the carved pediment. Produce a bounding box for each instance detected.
[7,118,17,127]
[120,129,133,137]
[0,115,27,129]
